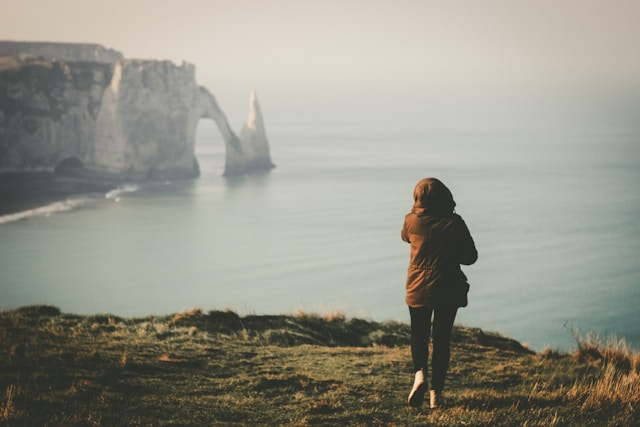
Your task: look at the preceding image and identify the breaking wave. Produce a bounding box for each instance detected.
[0,198,94,225]
[0,184,140,225]
[105,184,139,201]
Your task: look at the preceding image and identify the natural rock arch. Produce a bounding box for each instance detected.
[198,88,275,176]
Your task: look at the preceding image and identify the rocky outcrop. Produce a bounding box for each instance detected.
[237,90,276,173]
[0,41,274,180]
[199,88,275,176]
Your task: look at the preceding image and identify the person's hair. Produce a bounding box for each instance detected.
[413,178,456,214]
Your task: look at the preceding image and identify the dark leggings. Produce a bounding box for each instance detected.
[409,305,457,392]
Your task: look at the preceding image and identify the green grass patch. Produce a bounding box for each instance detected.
[1,305,637,426]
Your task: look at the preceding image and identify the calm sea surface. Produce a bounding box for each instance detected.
[1,108,639,351]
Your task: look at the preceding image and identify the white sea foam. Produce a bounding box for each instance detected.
[105,184,139,200]
[0,198,93,225]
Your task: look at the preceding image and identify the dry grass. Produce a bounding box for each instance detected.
[171,306,203,322]
[573,332,639,373]
[567,333,640,411]
[0,305,638,426]
[0,385,16,421]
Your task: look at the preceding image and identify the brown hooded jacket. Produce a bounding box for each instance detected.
[401,178,478,308]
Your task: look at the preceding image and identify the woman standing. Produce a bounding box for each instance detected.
[402,178,478,408]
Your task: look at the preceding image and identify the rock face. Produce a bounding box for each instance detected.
[237,90,276,173]
[0,41,275,180]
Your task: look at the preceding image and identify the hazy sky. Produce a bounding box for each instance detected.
[2,0,640,121]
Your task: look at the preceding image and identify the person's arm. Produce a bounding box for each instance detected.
[401,216,411,243]
[456,216,478,265]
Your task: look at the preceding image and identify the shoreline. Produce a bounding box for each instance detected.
[0,172,117,216]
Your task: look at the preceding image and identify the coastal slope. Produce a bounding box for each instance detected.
[1,306,637,426]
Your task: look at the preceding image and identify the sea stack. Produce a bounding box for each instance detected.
[236,90,276,174]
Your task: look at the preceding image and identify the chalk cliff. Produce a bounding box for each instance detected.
[0,41,274,179]
[238,90,276,172]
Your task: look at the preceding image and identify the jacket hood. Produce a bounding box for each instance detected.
[412,177,456,215]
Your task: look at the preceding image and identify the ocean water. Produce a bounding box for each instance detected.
[1,105,639,352]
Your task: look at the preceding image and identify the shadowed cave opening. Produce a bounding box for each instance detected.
[54,156,84,176]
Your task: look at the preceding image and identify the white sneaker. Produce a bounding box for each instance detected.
[408,369,427,407]
[430,389,445,409]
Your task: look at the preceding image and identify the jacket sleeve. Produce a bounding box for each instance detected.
[401,216,410,243]
[455,216,478,265]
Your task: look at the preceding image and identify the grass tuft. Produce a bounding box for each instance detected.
[568,333,640,410]
[573,332,639,373]
[172,307,203,322]
[0,385,16,421]
[13,304,61,316]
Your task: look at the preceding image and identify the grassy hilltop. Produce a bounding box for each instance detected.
[1,306,638,426]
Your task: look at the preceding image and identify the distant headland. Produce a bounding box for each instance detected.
[0,41,275,180]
